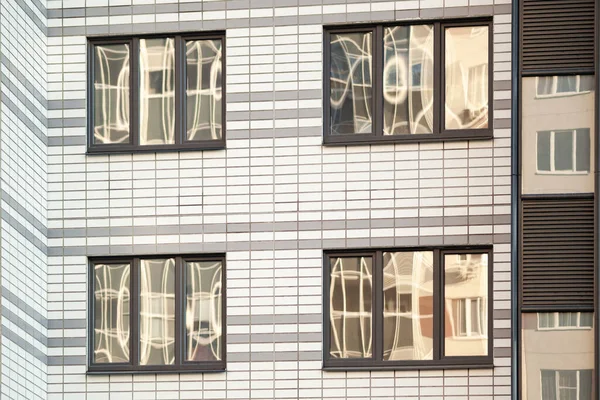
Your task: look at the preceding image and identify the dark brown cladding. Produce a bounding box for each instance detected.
[521,196,595,310]
[521,0,596,75]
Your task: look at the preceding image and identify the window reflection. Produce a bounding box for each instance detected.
[382,251,433,360]
[139,38,176,145]
[140,258,175,365]
[444,253,488,356]
[93,44,130,144]
[444,26,489,130]
[93,263,130,363]
[186,39,223,141]
[329,32,373,135]
[185,260,223,361]
[522,313,595,399]
[329,256,373,358]
[383,25,434,135]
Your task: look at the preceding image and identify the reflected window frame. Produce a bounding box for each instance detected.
[88,32,226,154]
[323,17,493,146]
[537,312,594,330]
[88,254,226,374]
[535,129,591,174]
[323,247,493,370]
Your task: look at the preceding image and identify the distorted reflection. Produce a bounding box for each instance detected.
[445,26,489,130]
[383,251,434,360]
[93,263,130,363]
[185,260,223,361]
[140,258,175,365]
[444,253,488,356]
[329,32,373,135]
[383,25,434,135]
[522,313,594,399]
[139,38,175,145]
[186,40,223,141]
[93,44,130,144]
[329,256,373,358]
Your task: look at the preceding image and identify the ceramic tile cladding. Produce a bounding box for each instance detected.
[0,0,513,399]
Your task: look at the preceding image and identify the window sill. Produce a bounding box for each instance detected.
[322,363,494,372]
[86,142,226,155]
[322,131,493,146]
[87,368,226,375]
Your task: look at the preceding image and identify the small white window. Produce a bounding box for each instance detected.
[536,75,594,97]
[536,129,590,174]
[537,312,594,330]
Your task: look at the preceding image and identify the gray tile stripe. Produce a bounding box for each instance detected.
[2,305,47,347]
[1,209,47,254]
[48,215,510,238]
[12,0,47,35]
[2,288,48,328]
[1,190,48,238]
[0,54,48,111]
[0,93,48,146]
[2,326,47,364]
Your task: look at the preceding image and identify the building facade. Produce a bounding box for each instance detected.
[0,0,595,399]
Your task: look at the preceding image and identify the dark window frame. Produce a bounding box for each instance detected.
[323,18,493,146]
[322,246,493,371]
[87,32,226,154]
[87,254,226,374]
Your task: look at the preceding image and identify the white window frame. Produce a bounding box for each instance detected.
[541,370,590,400]
[535,75,592,98]
[535,129,590,175]
[453,297,487,339]
[537,312,594,330]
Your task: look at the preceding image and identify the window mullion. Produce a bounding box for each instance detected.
[373,250,383,362]
[131,38,140,148]
[572,129,577,171]
[374,26,383,137]
[175,36,183,146]
[433,22,442,135]
[433,249,442,360]
[550,131,556,171]
[131,257,139,367]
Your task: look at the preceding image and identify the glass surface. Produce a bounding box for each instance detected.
[382,251,433,360]
[139,38,176,145]
[554,130,574,171]
[93,263,130,363]
[557,76,576,93]
[186,39,223,141]
[93,44,130,144]
[523,313,594,400]
[579,75,594,92]
[537,131,551,171]
[537,76,553,96]
[444,26,489,130]
[185,260,223,361]
[576,128,591,172]
[382,25,434,135]
[444,253,488,356]
[140,258,175,365]
[329,32,373,135]
[329,256,372,358]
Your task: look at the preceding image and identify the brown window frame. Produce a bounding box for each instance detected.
[87,32,226,154]
[323,247,493,371]
[87,254,226,374]
[323,18,493,146]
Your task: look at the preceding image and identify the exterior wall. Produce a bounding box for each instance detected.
[41,0,513,399]
[0,0,49,399]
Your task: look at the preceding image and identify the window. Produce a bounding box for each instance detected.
[323,248,491,369]
[536,75,594,97]
[323,19,492,145]
[536,129,590,174]
[89,33,225,153]
[89,255,225,373]
[541,370,593,400]
[538,312,594,330]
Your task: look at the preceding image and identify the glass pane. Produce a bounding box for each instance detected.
[579,312,593,328]
[576,128,591,172]
[537,131,551,171]
[329,32,373,135]
[93,263,130,363]
[444,253,488,356]
[554,130,574,171]
[185,260,223,361]
[382,25,434,135]
[522,314,595,400]
[538,312,555,329]
[557,76,576,93]
[579,75,594,92]
[536,76,553,96]
[444,26,489,130]
[140,258,175,365]
[329,256,372,358]
[382,251,433,360]
[558,312,576,327]
[93,44,130,144]
[139,38,176,145]
[186,39,223,141]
